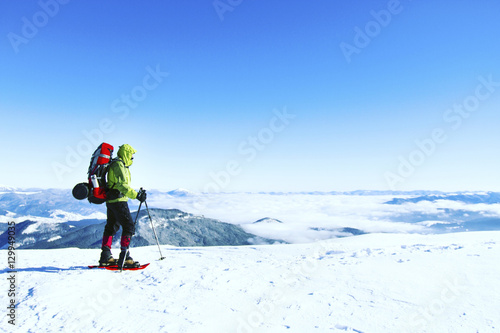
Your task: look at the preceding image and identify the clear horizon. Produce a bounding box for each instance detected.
[2,1,500,192]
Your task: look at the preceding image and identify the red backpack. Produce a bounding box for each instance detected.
[72,142,114,204]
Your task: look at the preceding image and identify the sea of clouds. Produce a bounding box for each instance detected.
[147,192,500,243]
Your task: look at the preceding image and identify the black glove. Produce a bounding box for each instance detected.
[136,189,147,203]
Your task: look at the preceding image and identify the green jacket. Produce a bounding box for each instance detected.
[107,144,138,203]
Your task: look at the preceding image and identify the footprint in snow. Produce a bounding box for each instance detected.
[335,324,365,332]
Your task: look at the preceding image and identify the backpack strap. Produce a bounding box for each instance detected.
[107,158,120,190]
[106,158,126,194]
[110,158,126,168]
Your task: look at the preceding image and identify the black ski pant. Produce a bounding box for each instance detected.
[103,201,135,238]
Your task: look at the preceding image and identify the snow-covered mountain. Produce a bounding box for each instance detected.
[0,184,17,192]
[166,188,196,197]
[0,187,453,222]
[3,187,500,245]
[0,208,275,250]
[0,188,107,220]
[384,193,500,233]
[2,231,498,332]
[385,192,500,205]
[253,217,284,224]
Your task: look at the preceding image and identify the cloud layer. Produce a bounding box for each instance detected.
[148,192,500,243]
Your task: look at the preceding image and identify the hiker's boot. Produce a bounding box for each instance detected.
[99,249,117,266]
[117,249,140,268]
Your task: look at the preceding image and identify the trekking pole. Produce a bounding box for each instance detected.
[144,199,166,260]
[119,248,129,273]
[134,201,143,225]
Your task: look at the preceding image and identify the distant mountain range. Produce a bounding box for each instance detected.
[0,208,276,250]
[0,187,480,222]
[2,187,500,246]
[384,192,500,233]
[385,192,500,205]
[0,188,107,219]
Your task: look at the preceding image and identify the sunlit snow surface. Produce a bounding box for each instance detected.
[1,231,498,332]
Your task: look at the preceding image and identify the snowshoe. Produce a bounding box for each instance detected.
[104,263,150,271]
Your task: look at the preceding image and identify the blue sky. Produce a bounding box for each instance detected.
[1,0,500,192]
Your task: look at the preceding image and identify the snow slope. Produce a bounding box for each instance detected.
[1,231,499,332]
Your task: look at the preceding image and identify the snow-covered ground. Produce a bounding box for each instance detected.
[2,231,499,332]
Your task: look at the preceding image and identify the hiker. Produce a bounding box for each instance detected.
[99,144,147,267]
